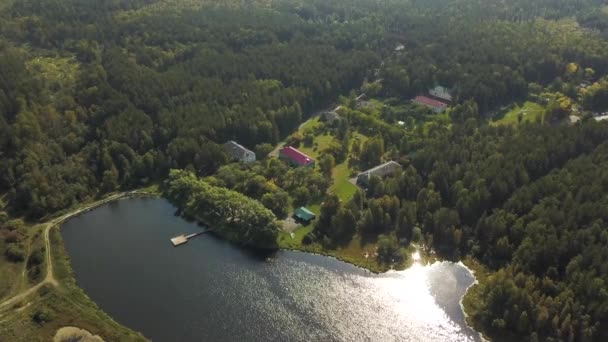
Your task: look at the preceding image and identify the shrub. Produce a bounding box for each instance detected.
[27,248,44,267]
[32,308,55,325]
[302,232,316,245]
[4,230,21,243]
[5,244,25,262]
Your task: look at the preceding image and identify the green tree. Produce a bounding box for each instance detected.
[319,154,335,178]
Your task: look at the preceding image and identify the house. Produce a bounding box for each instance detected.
[357,161,402,187]
[412,96,448,113]
[294,207,316,224]
[223,141,256,163]
[429,86,453,102]
[279,146,315,167]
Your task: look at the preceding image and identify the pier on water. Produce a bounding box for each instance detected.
[170,230,210,246]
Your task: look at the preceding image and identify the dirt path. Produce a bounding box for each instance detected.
[0,192,137,311]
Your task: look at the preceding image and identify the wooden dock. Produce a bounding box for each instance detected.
[170,230,210,246]
[171,235,189,246]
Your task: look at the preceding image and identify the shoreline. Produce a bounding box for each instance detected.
[46,194,485,341]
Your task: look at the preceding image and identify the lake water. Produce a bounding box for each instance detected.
[61,197,481,342]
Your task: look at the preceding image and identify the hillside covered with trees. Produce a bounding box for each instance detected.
[1,0,608,341]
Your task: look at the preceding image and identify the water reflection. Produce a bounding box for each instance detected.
[61,198,480,342]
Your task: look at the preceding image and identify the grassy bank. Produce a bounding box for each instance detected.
[277,229,412,273]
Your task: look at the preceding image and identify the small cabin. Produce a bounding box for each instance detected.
[294,207,316,224]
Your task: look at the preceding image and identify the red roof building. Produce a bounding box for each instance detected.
[279,146,315,167]
[412,96,448,112]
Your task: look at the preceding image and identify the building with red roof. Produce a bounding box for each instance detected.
[412,96,448,113]
[279,146,315,168]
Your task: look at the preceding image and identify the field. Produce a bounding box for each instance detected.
[492,101,545,126]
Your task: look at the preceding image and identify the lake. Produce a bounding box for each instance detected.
[61,197,481,342]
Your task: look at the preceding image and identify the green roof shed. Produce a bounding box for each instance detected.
[294,207,316,223]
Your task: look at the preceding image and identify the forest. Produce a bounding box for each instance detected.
[1,0,608,341]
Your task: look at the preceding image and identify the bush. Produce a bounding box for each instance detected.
[27,248,44,267]
[5,244,25,262]
[254,143,274,159]
[0,211,8,224]
[4,230,21,243]
[302,232,316,245]
[28,265,42,282]
[5,219,24,231]
[32,308,55,325]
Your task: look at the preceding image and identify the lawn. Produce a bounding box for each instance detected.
[299,116,322,132]
[492,101,545,126]
[277,225,314,249]
[329,162,357,201]
[297,133,336,159]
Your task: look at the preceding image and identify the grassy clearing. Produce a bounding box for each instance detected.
[277,232,409,273]
[0,222,42,301]
[0,241,24,301]
[297,133,336,160]
[492,101,545,126]
[277,225,314,249]
[300,116,322,132]
[330,162,357,201]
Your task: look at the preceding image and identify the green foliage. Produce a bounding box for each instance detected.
[31,307,55,325]
[1,0,608,340]
[318,154,335,178]
[376,234,404,265]
[164,169,280,247]
[5,243,25,262]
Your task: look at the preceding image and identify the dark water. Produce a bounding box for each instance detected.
[61,198,481,342]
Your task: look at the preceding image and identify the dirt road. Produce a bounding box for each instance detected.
[0,192,137,311]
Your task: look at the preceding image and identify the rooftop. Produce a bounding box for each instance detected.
[294,207,316,222]
[413,96,448,108]
[279,146,315,165]
[223,141,254,159]
[361,161,402,176]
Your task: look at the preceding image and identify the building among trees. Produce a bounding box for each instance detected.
[356,161,402,187]
[429,85,453,102]
[279,146,315,167]
[412,96,449,113]
[223,141,256,163]
[293,207,316,224]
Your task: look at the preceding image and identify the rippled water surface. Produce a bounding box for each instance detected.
[61,198,481,342]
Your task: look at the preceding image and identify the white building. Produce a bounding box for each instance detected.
[429,86,453,102]
[223,141,256,163]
